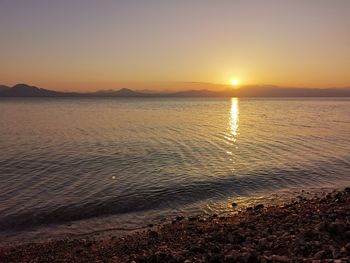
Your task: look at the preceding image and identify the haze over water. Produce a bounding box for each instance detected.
[0,97,349,242]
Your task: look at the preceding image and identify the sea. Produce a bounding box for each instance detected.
[0,97,349,243]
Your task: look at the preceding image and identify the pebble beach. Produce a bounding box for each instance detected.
[1,187,350,262]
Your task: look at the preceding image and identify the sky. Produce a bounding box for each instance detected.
[0,0,349,92]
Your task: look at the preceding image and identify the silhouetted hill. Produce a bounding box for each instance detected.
[0,84,77,97]
[169,89,224,97]
[93,88,152,97]
[1,83,350,97]
[0,85,10,91]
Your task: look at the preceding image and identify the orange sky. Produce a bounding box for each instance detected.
[0,1,349,92]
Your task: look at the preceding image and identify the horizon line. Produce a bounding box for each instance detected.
[2,82,350,94]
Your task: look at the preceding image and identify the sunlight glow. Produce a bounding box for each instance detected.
[230,79,239,86]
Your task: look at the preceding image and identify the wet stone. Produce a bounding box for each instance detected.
[314,250,326,259]
[176,216,184,221]
[254,204,264,210]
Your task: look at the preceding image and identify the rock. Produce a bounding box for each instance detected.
[85,241,93,247]
[75,248,83,254]
[345,242,350,251]
[190,243,205,253]
[209,243,220,253]
[257,238,268,250]
[227,232,234,243]
[316,222,326,231]
[139,240,147,246]
[267,235,277,242]
[272,255,291,262]
[225,250,238,262]
[345,230,350,239]
[209,253,222,263]
[254,204,264,210]
[314,250,326,259]
[237,249,258,263]
[332,248,341,259]
[148,230,158,238]
[328,221,345,235]
[340,246,347,256]
[173,254,185,262]
[154,251,168,262]
[240,251,252,263]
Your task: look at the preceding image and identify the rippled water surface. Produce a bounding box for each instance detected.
[0,98,349,242]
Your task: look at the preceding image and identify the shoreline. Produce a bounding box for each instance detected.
[1,188,350,262]
[0,186,339,246]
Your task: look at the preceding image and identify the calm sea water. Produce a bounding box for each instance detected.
[0,97,349,243]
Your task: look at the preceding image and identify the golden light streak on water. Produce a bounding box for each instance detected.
[230,98,239,141]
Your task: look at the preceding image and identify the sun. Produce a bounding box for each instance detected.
[230,79,239,86]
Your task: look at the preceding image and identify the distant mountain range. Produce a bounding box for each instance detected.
[1,83,350,97]
[0,84,77,97]
[0,85,10,91]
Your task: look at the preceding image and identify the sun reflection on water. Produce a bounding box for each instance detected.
[230,98,239,141]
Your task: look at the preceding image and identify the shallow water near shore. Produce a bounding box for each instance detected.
[0,97,350,244]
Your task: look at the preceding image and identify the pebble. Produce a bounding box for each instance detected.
[314,250,326,259]
[227,232,234,243]
[254,204,264,210]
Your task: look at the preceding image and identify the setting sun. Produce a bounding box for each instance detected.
[231,79,239,86]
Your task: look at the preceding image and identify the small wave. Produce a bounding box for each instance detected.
[1,158,348,232]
